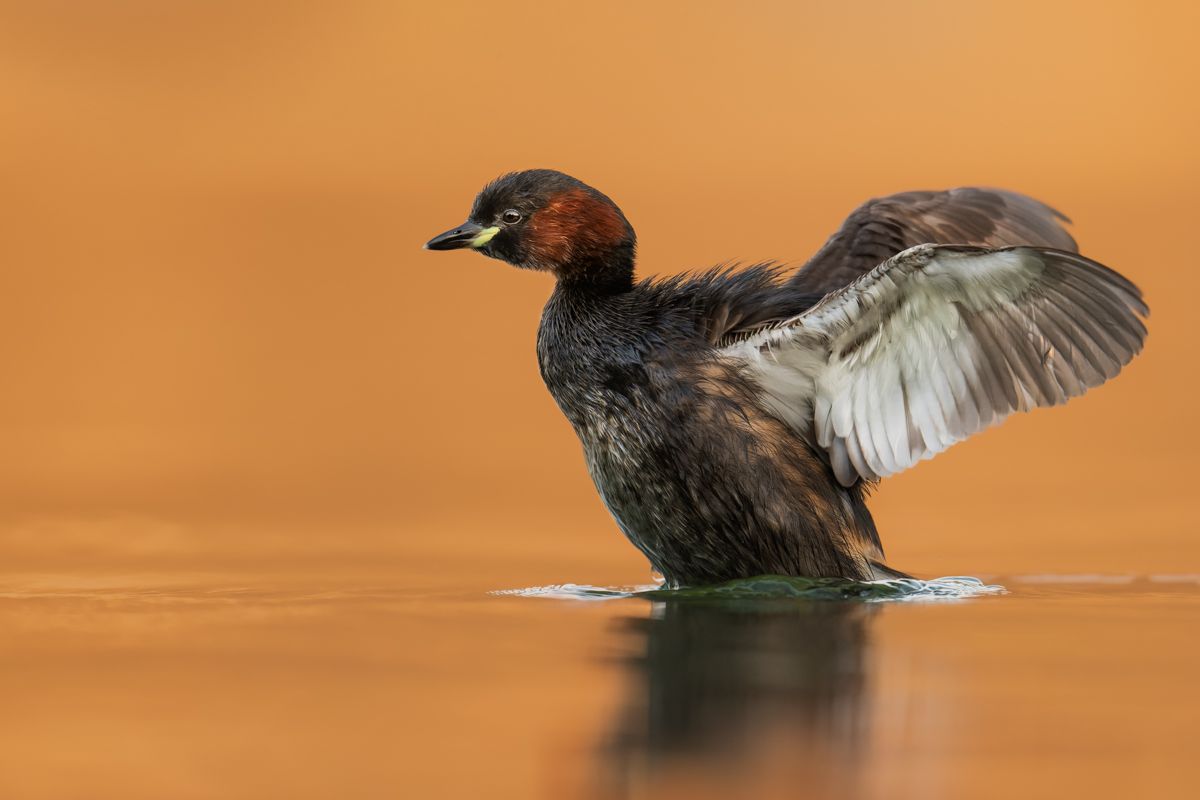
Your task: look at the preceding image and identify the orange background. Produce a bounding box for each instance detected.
[2,4,1199,800]
[1,0,1197,582]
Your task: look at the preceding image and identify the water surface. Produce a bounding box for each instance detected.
[2,569,1196,799]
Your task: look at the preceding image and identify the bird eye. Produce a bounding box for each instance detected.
[501,209,522,224]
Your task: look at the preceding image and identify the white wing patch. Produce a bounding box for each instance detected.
[722,244,1148,486]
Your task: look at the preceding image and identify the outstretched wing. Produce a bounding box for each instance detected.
[723,244,1148,487]
[792,189,1079,295]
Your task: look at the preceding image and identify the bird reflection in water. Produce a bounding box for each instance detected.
[598,597,878,796]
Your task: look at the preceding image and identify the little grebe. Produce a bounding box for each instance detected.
[426,170,1147,586]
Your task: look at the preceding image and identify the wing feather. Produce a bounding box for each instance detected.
[723,244,1147,486]
[793,188,1079,294]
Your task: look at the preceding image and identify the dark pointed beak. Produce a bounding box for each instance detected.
[424,220,496,251]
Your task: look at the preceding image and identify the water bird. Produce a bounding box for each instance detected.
[425,170,1147,586]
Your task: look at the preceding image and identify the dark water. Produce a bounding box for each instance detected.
[2,572,1197,799]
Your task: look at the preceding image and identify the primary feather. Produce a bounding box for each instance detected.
[723,244,1148,486]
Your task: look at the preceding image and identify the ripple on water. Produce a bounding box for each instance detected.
[492,575,1005,603]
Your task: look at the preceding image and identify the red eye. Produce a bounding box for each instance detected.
[501,209,522,224]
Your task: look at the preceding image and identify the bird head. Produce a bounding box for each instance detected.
[425,169,636,289]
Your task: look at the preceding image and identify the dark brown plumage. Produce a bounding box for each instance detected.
[792,188,1078,294]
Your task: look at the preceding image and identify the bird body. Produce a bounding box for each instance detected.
[426,171,1147,586]
[536,275,887,584]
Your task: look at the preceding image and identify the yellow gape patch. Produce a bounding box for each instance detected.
[470,226,500,249]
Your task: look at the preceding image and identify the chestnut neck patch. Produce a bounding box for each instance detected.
[525,188,634,277]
